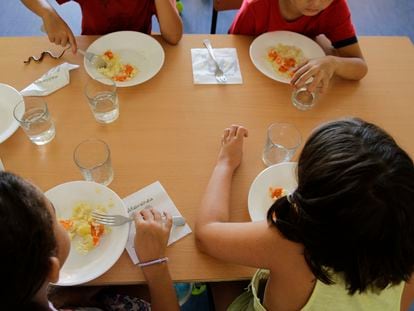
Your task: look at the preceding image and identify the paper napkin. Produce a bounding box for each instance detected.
[20,62,79,96]
[191,48,243,84]
[124,181,192,264]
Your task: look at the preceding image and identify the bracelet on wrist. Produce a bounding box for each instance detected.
[137,257,169,268]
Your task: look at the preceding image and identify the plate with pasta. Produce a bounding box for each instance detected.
[248,162,298,222]
[45,181,129,285]
[84,31,165,87]
[249,31,325,83]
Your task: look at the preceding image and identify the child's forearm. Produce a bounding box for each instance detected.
[21,0,55,19]
[142,264,179,311]
[196,164,235,228]
[330,55,368,81]
[154,0,183,45]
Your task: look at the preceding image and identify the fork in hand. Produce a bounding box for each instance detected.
[203,39,228,83]
[92,211,186,227]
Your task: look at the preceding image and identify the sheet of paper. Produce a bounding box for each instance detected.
[124,181,192,264]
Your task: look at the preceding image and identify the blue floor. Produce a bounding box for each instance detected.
[1,0,413,42]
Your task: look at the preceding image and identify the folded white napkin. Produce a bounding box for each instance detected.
[124,181,192,264]
[20,62,79,96]
[191,48,243,84]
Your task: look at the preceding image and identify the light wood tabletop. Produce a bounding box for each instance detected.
[0,35,413,285]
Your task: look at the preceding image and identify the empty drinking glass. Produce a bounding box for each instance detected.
[13,97,56,145]
[262,123,301,166]
[73,139,114,186]
[85,78,119,123]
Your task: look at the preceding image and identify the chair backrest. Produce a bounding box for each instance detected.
[210,0,243,34]
[214,0,243,11]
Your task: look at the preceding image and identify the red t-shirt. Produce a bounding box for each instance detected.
[57,0,156,35]
[229,0,357,48]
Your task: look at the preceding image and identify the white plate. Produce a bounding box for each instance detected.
[85,31,165,87]
[45,181,129,286]
[249,31,325,83]
[0,83,23,143]
[248,162,298,222]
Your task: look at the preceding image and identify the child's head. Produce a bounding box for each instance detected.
[0,172,70,309]
[287,0,335,16]
[267,118,414,293]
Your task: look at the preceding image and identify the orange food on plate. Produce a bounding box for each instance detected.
[267,43,306,78]
[98,50,137,82]
[269,187,287,200]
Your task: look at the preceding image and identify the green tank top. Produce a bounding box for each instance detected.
[228,269,405,311]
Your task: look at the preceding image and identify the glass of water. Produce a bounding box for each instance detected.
[292,85,318,111]
[262,123,301,166]
[13,97,56,145]
[73,139,114,186]
[85,78,119,123]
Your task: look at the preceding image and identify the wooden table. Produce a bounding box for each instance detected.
[0,35,413,285]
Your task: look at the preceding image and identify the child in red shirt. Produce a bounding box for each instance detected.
[21,0,183,52]
[230,0,367,93]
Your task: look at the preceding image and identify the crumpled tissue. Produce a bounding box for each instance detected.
[191,48,243,84]
[20,62,79,96]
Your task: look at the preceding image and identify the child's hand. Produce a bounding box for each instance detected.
[217,125,248,171]
[134,208,172,263]
[42,11,77,54]
[291,56,337,94]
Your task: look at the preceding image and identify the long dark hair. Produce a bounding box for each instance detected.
[0,172,57,309]
[267,118,414,294]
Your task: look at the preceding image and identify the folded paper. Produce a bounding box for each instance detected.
[20,62,79,96]
[124,181,192,264]
[191,48,243,84]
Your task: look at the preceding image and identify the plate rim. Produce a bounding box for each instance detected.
[247,162,298,222]
[84,31,165,87]
[0,83,23,144]
[249,30,325,84]
[44,180,129,286]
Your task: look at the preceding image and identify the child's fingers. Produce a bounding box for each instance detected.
[162,212,173,230]
[222,128,231,140]
[229,125,238,137]
[291,61,309,85]
[236,126,248,138]
[134,211,145,226]
[140,208,155,221]
[61,37,68,48]
[152,209,162,222]
[308,72,322,92]
[68,33,77,54]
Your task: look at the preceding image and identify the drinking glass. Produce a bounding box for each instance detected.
[73,139,114,186]
[85,78,119,123]
[292,85,318,111]
[262,123,301,166]
[13,97,56,145]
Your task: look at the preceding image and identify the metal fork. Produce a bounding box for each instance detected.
[91,211,186,227]
[77,49,107,69]
[203,39,227,83]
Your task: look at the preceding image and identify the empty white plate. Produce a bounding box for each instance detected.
[0,83,23,143]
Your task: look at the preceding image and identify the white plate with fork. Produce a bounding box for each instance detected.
[85,31,165,87]
[45,180,129,286]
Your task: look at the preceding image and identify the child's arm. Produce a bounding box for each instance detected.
[195,125,301,269]
[134,209,179,311]
[154,0,183,45]
[20,0,77,53]
[291,42,368,93]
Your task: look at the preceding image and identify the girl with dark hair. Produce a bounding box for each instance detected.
[196,119,414,310]
[0,172,179,311]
